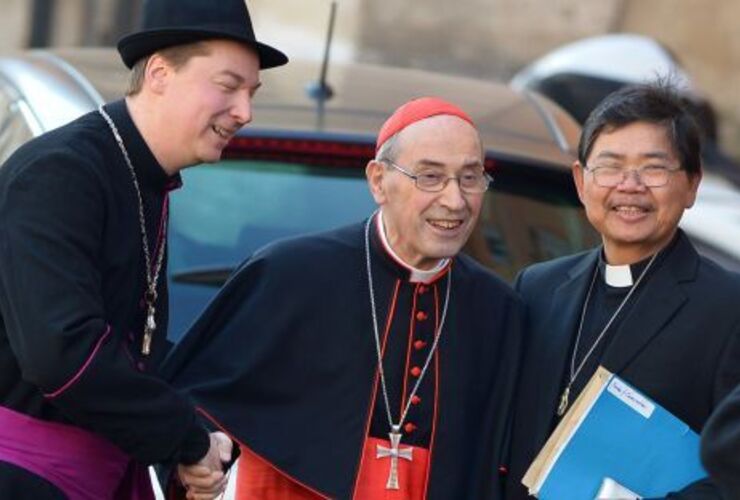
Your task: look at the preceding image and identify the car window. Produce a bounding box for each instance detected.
[168,160,377,274]
[468,187,600,282]
[167,160,376,339]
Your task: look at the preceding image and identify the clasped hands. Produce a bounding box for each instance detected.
[177,431,233,500]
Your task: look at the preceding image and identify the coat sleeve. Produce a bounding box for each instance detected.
[0,154,208,465]
[159,246,283,393]
[701,384,740,498]
[667,302,740,498]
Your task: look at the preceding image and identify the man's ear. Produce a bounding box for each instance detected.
[143,53,173,94]
[572,161,586,205]
[366,160,388,204]
[685,166,703,209]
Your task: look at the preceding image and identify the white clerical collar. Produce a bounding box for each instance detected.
[376,211,449,283]
[603,263,634,287]
[600,249,662,288]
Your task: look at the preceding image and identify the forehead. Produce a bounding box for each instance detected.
[179,39,260,80]
[396,115,482,163]
[589,121,677,161]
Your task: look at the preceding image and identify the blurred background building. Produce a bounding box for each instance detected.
[1,0,737,159]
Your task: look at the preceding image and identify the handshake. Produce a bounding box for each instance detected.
[178,431,234,500]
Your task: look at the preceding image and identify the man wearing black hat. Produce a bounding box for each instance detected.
[0,1,286,498]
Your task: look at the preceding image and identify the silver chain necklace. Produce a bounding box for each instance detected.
[364,213,451,489]
[556,250,658,416]
[99,106,167,356]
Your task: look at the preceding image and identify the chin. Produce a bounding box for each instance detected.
[426,243,464,261]
[197,150,224,165]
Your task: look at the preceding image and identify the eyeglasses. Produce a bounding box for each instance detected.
[383,160,492,194]
[583,164,683,188]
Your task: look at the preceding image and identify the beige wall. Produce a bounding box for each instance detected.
[0,0,31,53]
[356,0,623,77]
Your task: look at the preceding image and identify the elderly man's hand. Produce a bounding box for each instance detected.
[177,431,232,499]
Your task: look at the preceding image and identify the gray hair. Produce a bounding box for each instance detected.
[375,132,400,164]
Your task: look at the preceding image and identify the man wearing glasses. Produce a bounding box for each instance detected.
[506,83,740,499]
[162,97,522,499]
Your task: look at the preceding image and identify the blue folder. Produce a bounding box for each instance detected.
[536,372,706,499]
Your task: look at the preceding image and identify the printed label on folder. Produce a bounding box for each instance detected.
[607,378,655,419]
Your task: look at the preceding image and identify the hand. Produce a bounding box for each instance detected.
[177,432,233,499]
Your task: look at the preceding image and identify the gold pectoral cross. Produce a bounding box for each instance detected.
[376,429,413,490]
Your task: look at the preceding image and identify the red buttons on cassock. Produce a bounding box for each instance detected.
[418,285,428,295]
[413,340,427,350]
[404,423,417,434]
[411,395,422,405]
[410,366,422,377]
[415,311,428,321]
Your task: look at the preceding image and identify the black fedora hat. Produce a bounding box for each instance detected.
[117,0,288,69]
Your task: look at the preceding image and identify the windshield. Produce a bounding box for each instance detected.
[169,161,376,274]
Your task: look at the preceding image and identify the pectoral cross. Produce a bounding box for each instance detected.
[557,385,570,417]
[376,428,413,490]
[142,304,156,356]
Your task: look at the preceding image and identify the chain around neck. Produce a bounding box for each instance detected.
[364,212,451,434]
[569,250,659,389]
[98,105,167,354]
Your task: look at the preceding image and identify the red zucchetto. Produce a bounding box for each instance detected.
[376,97,476,153]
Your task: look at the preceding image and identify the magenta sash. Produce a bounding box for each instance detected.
[0,405,153,499]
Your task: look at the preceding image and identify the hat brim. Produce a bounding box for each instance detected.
[117,29,288,70]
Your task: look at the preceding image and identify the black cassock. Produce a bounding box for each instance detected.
[0,100,207,497]
[163,215,523,499]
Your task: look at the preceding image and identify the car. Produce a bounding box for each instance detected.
[0,47,600,341]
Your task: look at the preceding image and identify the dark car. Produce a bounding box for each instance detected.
[0,48,599,340]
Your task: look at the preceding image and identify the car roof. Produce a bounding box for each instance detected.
[0,47,580,171]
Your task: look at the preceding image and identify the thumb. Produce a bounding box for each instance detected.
[212,431,232,462]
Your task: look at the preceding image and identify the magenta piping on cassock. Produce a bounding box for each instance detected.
[44,324,112,399]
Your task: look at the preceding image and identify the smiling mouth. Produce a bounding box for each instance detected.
[212,125,233,140]
[612,205,650,215]
[428,219,464,230]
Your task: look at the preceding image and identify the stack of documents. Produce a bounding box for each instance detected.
[522,366,706,499]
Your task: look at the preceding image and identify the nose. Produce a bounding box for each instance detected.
[231,91,252,126]
[616,169,647,191]
[437,178,467,211]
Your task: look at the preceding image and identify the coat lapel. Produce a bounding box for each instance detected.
[604,232,699,374]
[532,249,599,444]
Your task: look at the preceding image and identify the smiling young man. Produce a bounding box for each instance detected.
[162,97,523,499]
[0,1,286,498]
[506,83,740,499]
